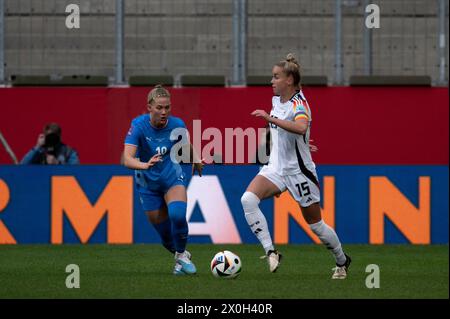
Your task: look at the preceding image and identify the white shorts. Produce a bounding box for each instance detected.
[258,165,321,207]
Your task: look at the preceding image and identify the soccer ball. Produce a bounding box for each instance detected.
[210,250,242,279]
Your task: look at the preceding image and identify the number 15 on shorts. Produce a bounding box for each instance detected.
[295,182,311,197]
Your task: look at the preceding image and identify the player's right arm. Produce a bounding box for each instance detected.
[252,109,308,135]
[123,121,161,170]
[123,144,162,170]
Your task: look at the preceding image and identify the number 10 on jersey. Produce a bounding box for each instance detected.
[156,146,167,155]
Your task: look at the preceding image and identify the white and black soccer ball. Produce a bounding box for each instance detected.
[210,250,242,279]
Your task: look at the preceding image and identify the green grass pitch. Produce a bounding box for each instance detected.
[0,244,447,299]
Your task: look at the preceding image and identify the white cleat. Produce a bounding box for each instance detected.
[173,250,191,260]
[173,250,196,276]
[331,254,352,279]
[260,250,282,273]
[331,266,347,279]
[184,250,192,260]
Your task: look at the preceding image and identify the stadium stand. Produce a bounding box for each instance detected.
[2,0,446,86]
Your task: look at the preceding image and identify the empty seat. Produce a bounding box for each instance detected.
[246,75,328,86]
[11,75,109,86]
[246,75,271,86]
[301,76,328,86]
[349,75,432,86]
[180,75,226,87]
[129,75,174,86]
[11,75,52,86]
[60,75,109,86]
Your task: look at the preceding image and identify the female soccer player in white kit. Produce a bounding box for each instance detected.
[241,53,351,279]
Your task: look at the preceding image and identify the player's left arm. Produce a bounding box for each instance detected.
[251,110,309,135]
[190,143,205,176]
[176,118,205,176]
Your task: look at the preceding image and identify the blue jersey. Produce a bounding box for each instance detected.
[124,114,188,193]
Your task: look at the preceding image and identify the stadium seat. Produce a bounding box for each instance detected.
[180,75,226,87]
[129,76,174,86]
[246,76,271,86]
[11,75,52,86]
[246,75,328,86]
[60,75,109,86]
[11,75,109,86]
[349,75,432,86]
[301,76,328,86]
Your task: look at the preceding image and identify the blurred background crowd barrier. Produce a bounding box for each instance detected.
[0,0,448,86]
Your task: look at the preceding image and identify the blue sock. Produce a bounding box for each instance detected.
[167,201,189,254]
[152,218,175,254]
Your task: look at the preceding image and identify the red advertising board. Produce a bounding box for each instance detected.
[0,87,447,164]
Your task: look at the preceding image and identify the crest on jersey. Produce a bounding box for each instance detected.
[127,125,134,136]
[145,136,166,144]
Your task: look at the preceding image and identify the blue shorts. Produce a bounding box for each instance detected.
[136,169,187,212]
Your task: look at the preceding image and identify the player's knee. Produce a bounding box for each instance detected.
[146,210,161,224]
[241,191,260,212]
[168,201,187,228]
[309,219,325,234]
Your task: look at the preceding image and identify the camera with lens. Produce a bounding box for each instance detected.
[43,132,61,156]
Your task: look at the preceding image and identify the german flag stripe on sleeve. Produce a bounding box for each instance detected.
[295,113,309,120]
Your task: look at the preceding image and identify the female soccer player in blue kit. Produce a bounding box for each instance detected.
[123,85,203,276]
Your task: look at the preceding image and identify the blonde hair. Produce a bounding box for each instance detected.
[275,53,302,89]
[147,84,171,104]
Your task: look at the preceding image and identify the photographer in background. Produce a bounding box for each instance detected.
[20,123,79,165]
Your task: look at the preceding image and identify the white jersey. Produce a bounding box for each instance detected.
[267,90,316,177]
